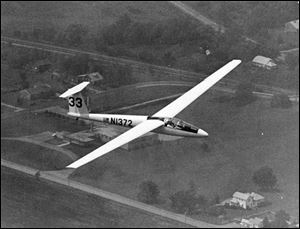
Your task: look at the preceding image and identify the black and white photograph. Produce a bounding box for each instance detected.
[1,1,299,228]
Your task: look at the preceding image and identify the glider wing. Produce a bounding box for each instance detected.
[66,119,164,169]
[152,60,241,118]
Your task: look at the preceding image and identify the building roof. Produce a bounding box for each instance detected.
[241,217,263,226]
[252,55,277,67]
[77,72,104,81]
[233,191,251,200]
[250,192,265,201]
[66,131,95,142]
[248,217,263,225]
[286,19,299,30]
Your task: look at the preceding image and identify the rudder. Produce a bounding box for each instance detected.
[59,82,90,116]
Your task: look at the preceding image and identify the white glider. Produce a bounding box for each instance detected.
[60,59,241,169]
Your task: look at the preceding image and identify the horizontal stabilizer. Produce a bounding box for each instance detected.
[59,81,90,98]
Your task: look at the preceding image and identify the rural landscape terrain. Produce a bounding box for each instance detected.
[1,1,299,228]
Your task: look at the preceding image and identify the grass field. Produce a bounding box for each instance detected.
[1,140,72,170]
[71,90,299,219]
[1,112,87,138]
[1,86,298,220]
[1,167,192,228]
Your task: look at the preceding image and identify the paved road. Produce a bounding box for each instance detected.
[1,102,24,112]
[1,165,192,228]
[169,1,224,32]
[2,159,241,228]
[168,1,259,45]
[280,47,299,53]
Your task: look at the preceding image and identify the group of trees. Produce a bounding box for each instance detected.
[234,82,256,106]
[196,1,299,40]
[262,210,291,228]
[97,14,279,64]
[137,181,160,204]
[3,46,51,70]
[137,180,224,217]
[10,11,284,76]
[99,14,214,47]
[252,166,277,191]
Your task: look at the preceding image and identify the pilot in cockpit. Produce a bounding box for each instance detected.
[176,120,184,129]
[164,118,175,128]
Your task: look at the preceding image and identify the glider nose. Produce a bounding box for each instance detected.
[197,129,209,137]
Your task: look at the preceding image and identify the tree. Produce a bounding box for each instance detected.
[285,52,299,71]
[137,181,160,204]
[272,210,290,228]
[60,54,90,76]
[19,71,29,89]
[262,216,271,228]
[64,24,88,47]
[211,194,220,205]
[32,28,42,40]
[234,82,256,106]
[252,166,277,190]
[206,205,226,217]
[169,188,207,214]
[162,51,176,66]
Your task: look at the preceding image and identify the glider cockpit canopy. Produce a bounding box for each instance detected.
[164,117,199,133]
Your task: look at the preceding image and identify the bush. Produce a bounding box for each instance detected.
[271,210,290,228]
[169,190,207,214]
[137,181,160,204]
[234,82,256,106]
[206,205,226,217]
[252,166,277,190]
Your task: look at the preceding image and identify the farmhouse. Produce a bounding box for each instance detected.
[250,192,265,206]
[284,19,299,33]
[252,56,277,70]
[230,191,265,209]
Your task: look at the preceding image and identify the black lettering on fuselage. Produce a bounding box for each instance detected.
[110,117,117,124]
[110,117,133,127]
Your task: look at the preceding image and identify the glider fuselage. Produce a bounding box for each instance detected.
[68,112,208,138]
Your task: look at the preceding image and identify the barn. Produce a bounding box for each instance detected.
[252,55,277,70]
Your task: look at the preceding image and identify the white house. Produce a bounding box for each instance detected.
[252,56,277,70]
[240,217,264,228]
[284,19,299,33]
[250,192,265,206]
[231,192,254,209]
[230,192,265,209]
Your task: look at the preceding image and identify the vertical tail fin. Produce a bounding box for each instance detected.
[67,92,89,115]
[59,82,90,116]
